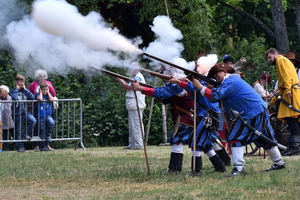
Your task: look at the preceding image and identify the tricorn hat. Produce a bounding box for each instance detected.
[207,63,235,79]
[283,52,300,67]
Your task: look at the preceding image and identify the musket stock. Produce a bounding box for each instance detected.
[143,52,216,86]
[89,65,153,88]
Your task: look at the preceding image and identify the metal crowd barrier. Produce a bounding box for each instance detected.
[0,98,85,150]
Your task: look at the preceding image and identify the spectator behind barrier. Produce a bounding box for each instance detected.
[10,74,37,152]
[0,85,14,151]
[34,82,55,151]
[29,69,56,151]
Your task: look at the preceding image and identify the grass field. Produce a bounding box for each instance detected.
[0,145,299,200]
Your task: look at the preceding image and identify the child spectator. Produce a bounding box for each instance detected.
[10,74,36,152]
[35,82,55,151]
[0,85,14,151]
[29,69,56,151]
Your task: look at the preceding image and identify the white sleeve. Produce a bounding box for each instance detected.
[253,83,266,97]
[200,87,207,96]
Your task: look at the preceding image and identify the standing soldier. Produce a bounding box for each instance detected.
[266,48,300,156]
[132,60,228,175]
[192,62,285,176]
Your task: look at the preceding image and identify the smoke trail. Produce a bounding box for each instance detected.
[143,15,195,73]
[3,0,142,76]
[32,0,142,53]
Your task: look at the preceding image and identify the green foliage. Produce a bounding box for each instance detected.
[0,51,16,89]
[66,0,101,15]
[1,0,300,149]
[0,48,173,148]
[216,37,277,86]
[50,68,172,148]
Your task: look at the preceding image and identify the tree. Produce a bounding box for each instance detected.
[294,0,300,48]
[269,0,289,53]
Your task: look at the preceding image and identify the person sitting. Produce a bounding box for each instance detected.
[0,85,14,151]
[34,83,55,151]
[10,74,36,152]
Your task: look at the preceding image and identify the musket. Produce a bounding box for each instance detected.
[143,52,216,86]
[269,80,300,113]
[231,109,287,151]
[134,90,151,175]
[139,68,172,80]
[89,65,153,88]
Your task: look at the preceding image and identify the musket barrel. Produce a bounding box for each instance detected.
[143,52,196,74]
[143,52,216,85]
[89,65,153,88]
[139,68,171,80]
[231,109,287,151]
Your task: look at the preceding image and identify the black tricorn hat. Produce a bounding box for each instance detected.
[207,63,235,79]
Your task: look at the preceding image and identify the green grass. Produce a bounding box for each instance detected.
[0,146,299,200]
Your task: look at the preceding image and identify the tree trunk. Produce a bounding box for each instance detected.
[216,1,275,40]
[294,0,300,45]
[269,0,289,53]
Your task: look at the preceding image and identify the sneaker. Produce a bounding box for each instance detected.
[46,136,52,142]
[226,167,245,177]
[46,145,54,151]
[123,146,131,149]
[265,163,286,171]
[17,147,26,152]
[34,146,40,152]
[41,147,49,151]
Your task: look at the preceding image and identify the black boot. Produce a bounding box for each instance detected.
[282,135,300,156]
[189,156,202,176]
[165,153,183,175]
[209,154,226,172]
[216,148,231,166]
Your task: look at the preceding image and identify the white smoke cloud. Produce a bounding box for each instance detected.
[1,0,200,79]
[2,0,142,76]
[32,0,142,53]
[196,54,218,75]
[143,15,195,73]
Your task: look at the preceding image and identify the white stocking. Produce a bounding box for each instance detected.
[231,147,245,171]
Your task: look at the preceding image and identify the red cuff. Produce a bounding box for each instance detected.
[142,87,155,97]
[204,88,212,100]
[179,81,188,89]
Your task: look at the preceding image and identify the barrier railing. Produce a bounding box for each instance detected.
[0,98,85,150]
